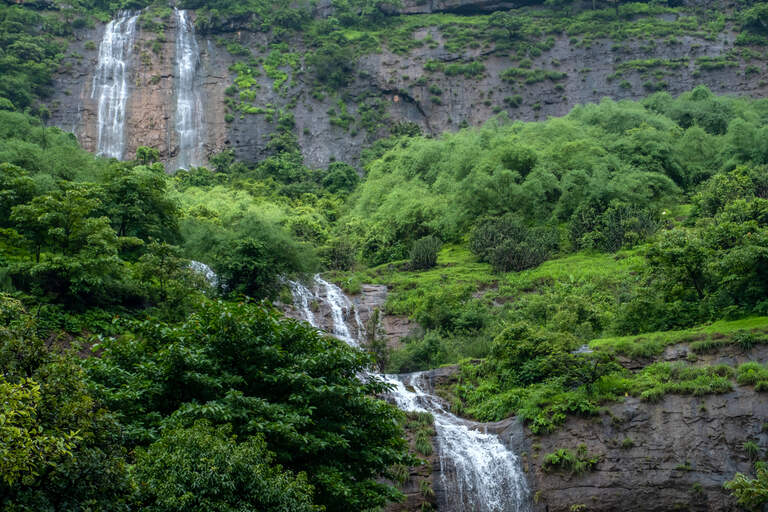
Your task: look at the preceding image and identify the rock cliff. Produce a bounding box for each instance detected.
[46,0,768,170]
[508,388,767,512]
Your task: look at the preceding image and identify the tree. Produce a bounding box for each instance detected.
[0,163,36,227]
[135,146,160,166]
[133,241,202,310]
[487,11,525,41]
[9,185,127,304]
[0,296,133,510]
[11,185,105,261]
[321,162,359,195]
[85,300,410,511]
[102,165,180,244]
[133,421,318,512]
[647,228,711,300]
[0,377,78,487]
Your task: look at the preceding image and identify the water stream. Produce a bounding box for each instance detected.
[92,11,139,159]
[188,260,218,288]
[287,274,531,512]
[173,9,205,170]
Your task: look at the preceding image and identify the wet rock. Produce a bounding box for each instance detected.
[519,389,768,511]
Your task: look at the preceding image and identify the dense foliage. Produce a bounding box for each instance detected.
[3,0,768,502]
[0,105,409,510]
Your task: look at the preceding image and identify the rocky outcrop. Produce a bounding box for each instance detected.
[616,342,768,371]
[385,425,439,512]
[123,19,176,162]
[282,281,418,347]
[47,2,768,170]
[503,388,768,512]
[419,365,768,512]
[388,0,518,15]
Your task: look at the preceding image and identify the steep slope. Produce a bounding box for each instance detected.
[47,0,768,169]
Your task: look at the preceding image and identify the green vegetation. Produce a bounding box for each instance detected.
[329,88,768,441]
[501,67,568,84]
[591,318,768,358]
[0,105,410,510]
[3,0,768,502]
[542,444,600,474]
[725,462,768,509]
[410,235,442,270]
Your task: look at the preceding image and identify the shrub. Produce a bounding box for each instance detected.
[744,440,761,461]
[543,444,599,474]
[470,214,558,272]
[307,42,355,88]
[410,236,442,270]
[737,362,768,386]
[725,461,768,509]
[620,437,635,449]
[504,94,523,107]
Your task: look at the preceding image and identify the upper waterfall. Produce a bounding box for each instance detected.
[92,11,138,159]
[173,9,205,170]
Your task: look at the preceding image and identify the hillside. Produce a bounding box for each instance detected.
[41,0,768,167]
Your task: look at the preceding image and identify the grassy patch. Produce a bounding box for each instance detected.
[590,317,768,358]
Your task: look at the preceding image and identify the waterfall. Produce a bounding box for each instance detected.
[287,274,531,511]
[314,275,359,347]
[383,373,531,512]
[287,279,319,329]
[188,260,217,288]
[92,11,138,159]
[173,9,205,170]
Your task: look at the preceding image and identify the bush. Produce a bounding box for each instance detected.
[410,235,442,270]
[307,42,355,89]
[725,462,768,509]
[133,421,317,511]
[570,200,662,252]
[543,444,600,474]
[470,214,558,272]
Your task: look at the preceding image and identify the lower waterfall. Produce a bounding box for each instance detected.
[288,274,531,512]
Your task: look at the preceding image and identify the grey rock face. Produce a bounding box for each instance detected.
[518,389,767,512]
[47,2,768,170]
[408,366,768,512]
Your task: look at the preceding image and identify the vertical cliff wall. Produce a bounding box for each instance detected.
[49,10,216,168]
[47,2,768,170]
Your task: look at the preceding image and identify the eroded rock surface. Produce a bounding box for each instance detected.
[47,1,768,170]
[505,388,767,512]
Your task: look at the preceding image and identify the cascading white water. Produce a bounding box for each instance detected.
[383,373,530,512]
[188,260,218,287]
[92,11,138,159]
[314,275,359,347]
[287,274,531,512]
[173,9,205,170]
[287,279,319,329]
